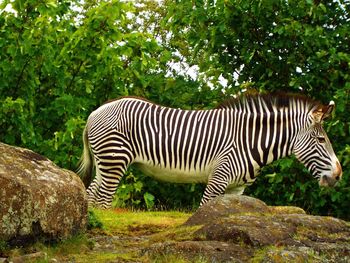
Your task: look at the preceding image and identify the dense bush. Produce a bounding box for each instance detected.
[0,0,349,219]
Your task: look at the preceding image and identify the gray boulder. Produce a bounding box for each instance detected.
[0,142,88,246]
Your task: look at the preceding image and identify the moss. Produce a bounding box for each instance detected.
[150,225,203,243]
[251,245,320,263]
[269,206,306,215]
[295,225,349,243]
[251,245,278,263]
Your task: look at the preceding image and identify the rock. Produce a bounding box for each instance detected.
[194,215,298,247]
[0,142,88,246]
[148,195,350,262]
[185,194,271,226]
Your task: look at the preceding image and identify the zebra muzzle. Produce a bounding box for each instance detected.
[319,162,342,187]
[334,161,343,181]
[319,175,337,187]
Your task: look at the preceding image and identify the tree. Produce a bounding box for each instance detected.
[0,0,171,168]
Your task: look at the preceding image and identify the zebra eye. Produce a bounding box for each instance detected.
[317,137,326,143]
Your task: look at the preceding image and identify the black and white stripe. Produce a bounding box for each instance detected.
[78,94,342,208]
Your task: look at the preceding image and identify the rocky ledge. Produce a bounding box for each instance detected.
[148,195,350,262]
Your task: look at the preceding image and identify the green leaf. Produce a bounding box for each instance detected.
[134,181,143,192]
[144,192,155,210]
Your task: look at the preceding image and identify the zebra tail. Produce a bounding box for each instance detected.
[77,125,94,188]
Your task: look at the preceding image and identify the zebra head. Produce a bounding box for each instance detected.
[293,101,342,187]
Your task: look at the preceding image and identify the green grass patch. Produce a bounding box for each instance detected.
[92,208,192,235]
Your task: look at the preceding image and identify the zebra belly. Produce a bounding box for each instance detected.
[134,162,211,184]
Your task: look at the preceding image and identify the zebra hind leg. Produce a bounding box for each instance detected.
[86,159,103,207]
[95,161,128,209]
[86,179,99,206]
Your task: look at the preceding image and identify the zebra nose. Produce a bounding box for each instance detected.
[333,161,342,181]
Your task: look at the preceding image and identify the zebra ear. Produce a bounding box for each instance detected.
[312,101,335,122]
[323,101,335,119]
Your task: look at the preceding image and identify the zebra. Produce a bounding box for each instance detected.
[78,94,342,208]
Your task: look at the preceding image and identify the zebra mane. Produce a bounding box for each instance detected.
[216,93,322,111]
[103,96,153,105]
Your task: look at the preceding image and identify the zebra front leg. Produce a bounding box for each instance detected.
[200,159,232,206]
[200,177,229,207]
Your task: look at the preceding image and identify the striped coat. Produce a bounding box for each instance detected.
[78,94,342,208]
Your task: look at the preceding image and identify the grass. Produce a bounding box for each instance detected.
[92,208,192,235]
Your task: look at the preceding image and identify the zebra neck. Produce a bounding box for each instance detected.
[243,109,304,168]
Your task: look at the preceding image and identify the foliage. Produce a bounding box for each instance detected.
[113,168,203,210]
[87,210,103,230]
[0,0,179,169]
[0,0,349,219]
[112,170,157,210]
